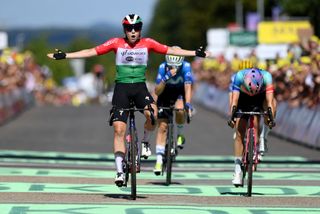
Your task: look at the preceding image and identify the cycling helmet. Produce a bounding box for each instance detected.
[122,14,143,31]
[165,46,184,66]
[239,59,254,70]
[243,68,263,95]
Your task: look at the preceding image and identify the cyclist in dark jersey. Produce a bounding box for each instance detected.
[153,47,194,175]
[48,14,210,186]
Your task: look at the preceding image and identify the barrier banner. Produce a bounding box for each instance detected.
[304,106,320,147]
[0,88,33,125]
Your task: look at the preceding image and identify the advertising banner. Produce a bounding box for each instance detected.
[258,21,312,44]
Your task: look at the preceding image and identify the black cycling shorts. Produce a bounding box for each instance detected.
[157,86,185,119]
[111,82,155,123]
[237,91,265,114]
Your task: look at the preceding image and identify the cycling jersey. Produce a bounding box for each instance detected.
[232,68,274,96]
[156,61,193,119]
[95,38,168,83]
[155,61,194,87]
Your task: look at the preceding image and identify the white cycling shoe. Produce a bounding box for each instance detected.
[114,172,125,187]
[141,142,152,159]
[232,171,243,187]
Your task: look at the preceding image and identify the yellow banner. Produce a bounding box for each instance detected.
[258,21,312,44]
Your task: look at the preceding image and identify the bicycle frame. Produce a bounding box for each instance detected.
[109,102,155,200]
[158,106,188,186]
[237,110,268,197]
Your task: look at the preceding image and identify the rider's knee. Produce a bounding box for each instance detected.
[114,125,126,136]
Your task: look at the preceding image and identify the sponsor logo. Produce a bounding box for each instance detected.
[126,56,134,61]
[120,49,146,57]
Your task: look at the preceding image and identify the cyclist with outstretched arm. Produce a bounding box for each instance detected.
[47,14,210,187]
[153,46,194,175]
[228,63,276,187]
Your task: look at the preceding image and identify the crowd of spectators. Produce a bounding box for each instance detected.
[192,35,320,109]
[0,48,101,124]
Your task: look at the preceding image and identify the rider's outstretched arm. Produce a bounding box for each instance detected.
[167,46,211,58]
[47,48,98,60]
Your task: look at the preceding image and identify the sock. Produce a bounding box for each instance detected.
[115,152,124,173]
[234,157,242,174]
[260,124,265,139]
[177,124,184,136]
[260,124,270,139]
[264,125,270,139]
[142,129,152,142]
[156,145,165,164]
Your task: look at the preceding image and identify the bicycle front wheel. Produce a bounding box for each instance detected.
[247,128,254,197]
[165,124,174,186]
[130,128,137,200]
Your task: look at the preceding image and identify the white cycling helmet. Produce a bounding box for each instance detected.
[165,46,184,66]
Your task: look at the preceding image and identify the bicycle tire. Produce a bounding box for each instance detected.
[130,128,137,200]
[247,128,254,197]
[124,145,129,187]
[165,123,174,186]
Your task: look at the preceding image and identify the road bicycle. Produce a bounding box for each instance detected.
[228,106,274,197]
[158,105,190,186]
[109,101,155,200]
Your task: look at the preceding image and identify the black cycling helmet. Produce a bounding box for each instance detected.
[122,14,143,31]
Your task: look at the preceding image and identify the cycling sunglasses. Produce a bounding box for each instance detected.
[124,24,142,32]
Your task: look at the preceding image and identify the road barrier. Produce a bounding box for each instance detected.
[0,88,33,125]
[194,82,320,149]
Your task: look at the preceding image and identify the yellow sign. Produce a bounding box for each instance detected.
[258,21,312,44]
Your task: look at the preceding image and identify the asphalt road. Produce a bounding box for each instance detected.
[0,103,319,213]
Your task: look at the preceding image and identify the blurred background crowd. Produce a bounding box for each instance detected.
[192,35,320,109]
[0,48,108,124]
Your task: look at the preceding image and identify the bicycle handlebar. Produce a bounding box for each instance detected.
[227,106,275,129]
[228,106,276,129]
[158,106,191,124]
[108,105,155,126]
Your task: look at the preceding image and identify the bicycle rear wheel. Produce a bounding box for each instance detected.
[165,124,174,186]
[129,128,137,200]
[247,128,254,197]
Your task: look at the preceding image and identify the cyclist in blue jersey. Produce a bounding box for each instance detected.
[153,46,194,175]
[228,60,276,186]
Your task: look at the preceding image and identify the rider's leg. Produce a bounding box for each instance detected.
[154,119,167,175]
[113,121,126,185]
[233,117,246,185]
[175,98,186,148]
[113,121,127,172]
[260,98,277,153]
[155,119,168,163]
[141,103,158,158]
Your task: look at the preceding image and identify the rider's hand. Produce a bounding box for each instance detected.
[195,46,206,57]
[185,102,193,120]
[266,106,276,129]
[52,49,66,60]
[162,66,177,82]
[227,118,236,129]
[267,118,276,129]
